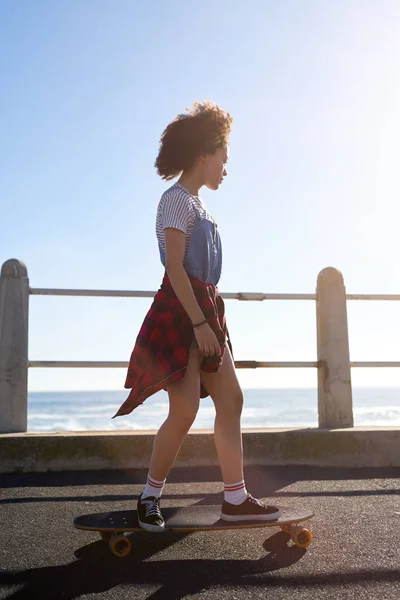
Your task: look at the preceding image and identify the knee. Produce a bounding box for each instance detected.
[232,389,244,416]
[168,398,199,431]
[216,389,244,418]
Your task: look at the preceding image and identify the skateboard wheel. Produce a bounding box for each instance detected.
[280,524,293,534]
[109,534,132,557]
[291,526,312,548]
[100,531,112,542]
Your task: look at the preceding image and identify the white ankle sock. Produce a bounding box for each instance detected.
[224,480,248,505]
[142,474,166,499]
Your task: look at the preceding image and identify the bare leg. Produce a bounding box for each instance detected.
[147,347,202,481]
[200,346,244,484]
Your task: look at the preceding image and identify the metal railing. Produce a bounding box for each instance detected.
[28,286,400,370]
[1,259,400,433]
[29,287,400,301]
[28,287,319,371]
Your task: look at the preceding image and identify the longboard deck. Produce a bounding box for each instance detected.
[74,505,314,533]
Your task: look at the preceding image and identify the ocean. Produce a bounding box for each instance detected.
[27,387,400,432]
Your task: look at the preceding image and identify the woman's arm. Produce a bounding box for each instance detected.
[164,228,220,356]
[164,228,205,324]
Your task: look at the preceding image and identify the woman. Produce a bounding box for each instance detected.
[113,101,280,531]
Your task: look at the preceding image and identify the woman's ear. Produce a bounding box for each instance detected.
[198,153,208,164]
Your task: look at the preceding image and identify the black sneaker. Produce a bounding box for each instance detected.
[137,494,165,532]
[221,494,281,522]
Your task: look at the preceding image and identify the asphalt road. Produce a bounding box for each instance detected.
[1,466,399,600]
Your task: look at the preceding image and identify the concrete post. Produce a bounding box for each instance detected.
[0,259,29,433]
[316,267,353,428]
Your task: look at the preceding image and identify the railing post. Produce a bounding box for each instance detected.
[316,267,353,428]
[0,259,29,433]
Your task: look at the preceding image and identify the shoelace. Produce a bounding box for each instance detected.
[142,498,161,517]
[248,495,264,507]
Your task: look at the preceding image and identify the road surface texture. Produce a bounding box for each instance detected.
[1,466,399,599]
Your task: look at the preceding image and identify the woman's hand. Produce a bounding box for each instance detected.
[194,323,221,357]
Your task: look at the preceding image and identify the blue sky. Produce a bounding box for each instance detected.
[1,0,400,392]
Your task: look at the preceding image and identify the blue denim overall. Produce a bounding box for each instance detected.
[159,214,222,285]
[160,214,223,350]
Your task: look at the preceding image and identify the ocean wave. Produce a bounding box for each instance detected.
[354,407,400,425]
[74,404,122,413]
[354,406,400,416]
[28,420,152,432]
[26,389,400,431]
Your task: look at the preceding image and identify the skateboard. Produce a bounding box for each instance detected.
[74,505,314,557]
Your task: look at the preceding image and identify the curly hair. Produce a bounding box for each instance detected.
[155,101,232,180]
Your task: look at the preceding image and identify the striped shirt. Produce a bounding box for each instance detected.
[156,182,213,258]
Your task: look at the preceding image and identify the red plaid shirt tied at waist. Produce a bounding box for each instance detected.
[112,273,232,418]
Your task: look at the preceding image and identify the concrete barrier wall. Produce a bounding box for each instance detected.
[1,428,399,473]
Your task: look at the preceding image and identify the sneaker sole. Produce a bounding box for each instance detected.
[137,517,165,532]
[220,510,281,522]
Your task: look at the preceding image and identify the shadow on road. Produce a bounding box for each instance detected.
[1,528,399,600]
